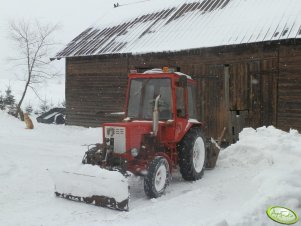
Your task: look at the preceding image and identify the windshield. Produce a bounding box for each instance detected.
[127,78,172,120]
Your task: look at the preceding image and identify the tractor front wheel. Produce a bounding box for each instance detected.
[178,128,206,181]
[144,157,170,198]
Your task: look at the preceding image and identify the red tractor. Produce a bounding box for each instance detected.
[54,69,219,211]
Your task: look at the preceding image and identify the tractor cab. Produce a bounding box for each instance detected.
[101,69,203,167]
[126,69,197,123]
[119,69,200,148]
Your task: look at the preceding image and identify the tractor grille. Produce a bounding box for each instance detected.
[104,126,126,154]
[115,128,125,135]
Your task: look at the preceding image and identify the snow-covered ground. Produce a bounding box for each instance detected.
[0,111,300,226]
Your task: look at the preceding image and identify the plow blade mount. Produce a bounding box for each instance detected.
[52,165,129,211]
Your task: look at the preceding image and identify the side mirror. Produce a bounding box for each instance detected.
[178,75,187,87]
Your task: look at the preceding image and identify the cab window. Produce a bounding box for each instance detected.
[188,85,197,119]
[176,87,186,118]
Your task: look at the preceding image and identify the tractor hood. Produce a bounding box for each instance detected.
[103,121,154,155]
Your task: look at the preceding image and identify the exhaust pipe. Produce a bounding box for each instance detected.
[152,94,161,136]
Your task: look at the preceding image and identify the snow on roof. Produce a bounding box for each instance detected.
[55,0,301,58]
[142,69,193,78]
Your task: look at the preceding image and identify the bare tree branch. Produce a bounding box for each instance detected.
[28,85,44,102]
[8,19,59,118]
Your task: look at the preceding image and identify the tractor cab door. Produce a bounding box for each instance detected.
[174,75,197,142]
[175,84,187,141]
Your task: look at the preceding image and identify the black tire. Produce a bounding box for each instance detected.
[144,157,170,198]
[178,127,206,181]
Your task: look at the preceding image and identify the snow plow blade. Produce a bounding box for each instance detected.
[52,165,129,211]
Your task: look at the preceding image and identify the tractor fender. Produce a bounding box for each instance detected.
[188,120,204,132]
[176,120,203,143]
[154,152,173,174]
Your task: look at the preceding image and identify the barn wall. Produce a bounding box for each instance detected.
[66,55,128,127]
[65,42,301,143]
[278,45,301,131]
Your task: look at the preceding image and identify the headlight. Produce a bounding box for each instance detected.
[106,127,115,137]
[131,148,139,157]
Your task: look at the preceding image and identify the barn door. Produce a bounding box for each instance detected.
[196,65,228,142]
[196,61,262,144]
[227,61,261,141]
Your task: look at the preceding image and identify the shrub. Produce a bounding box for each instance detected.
[4,87,15,106]
[25,104,33,114]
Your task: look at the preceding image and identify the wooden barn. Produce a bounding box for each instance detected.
[53,0,301,143]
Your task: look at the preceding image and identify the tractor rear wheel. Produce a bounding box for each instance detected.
[144,157,170,198]
[178,127,206,181]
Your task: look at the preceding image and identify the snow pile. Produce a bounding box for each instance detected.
[220,126,301,168]
[217,126,301,225]
[52,164,129,203]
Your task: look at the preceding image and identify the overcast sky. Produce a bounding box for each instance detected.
[0,0,133,79]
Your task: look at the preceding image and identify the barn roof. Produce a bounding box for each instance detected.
[55,0,301,58]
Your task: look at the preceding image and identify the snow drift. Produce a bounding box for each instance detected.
[216,126,301,225]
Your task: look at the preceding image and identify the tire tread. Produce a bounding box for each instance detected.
[178,127,206,181]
